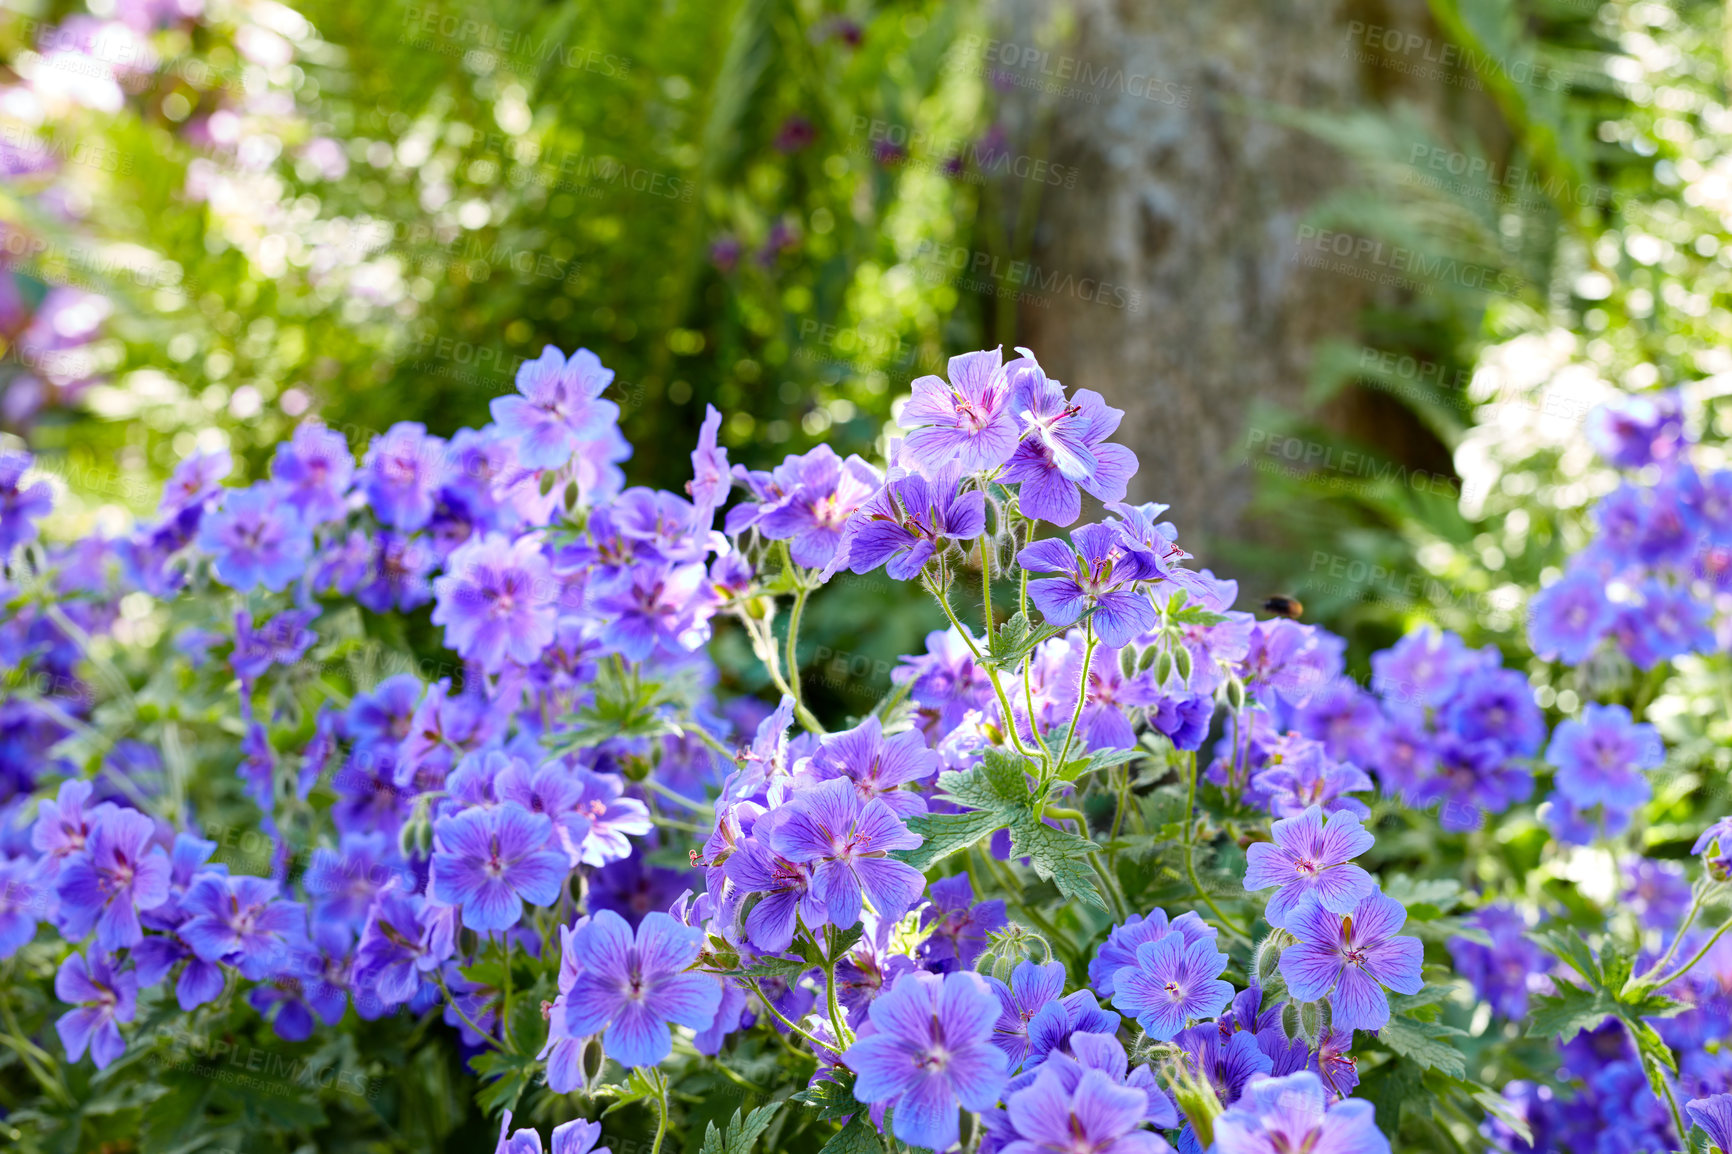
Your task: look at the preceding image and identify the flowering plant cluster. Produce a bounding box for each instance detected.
[2,347,1731,1154]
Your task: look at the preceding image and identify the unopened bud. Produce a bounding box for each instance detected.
[1174,646,1193,684]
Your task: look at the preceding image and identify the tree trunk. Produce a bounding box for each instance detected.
[987,0,1442,554]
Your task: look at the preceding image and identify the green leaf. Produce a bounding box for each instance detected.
[1377,1014,1467,1078]
[701,1103,783,1154]
[1055,745,1141,783]
[735,955,811,980]
[977,750,1037,802]
[792,1071,864,1121]
[1170,605,1230,626]
[1525,981,1619,1040]
[1474,1088,1534,1147]
[819,1115,884,1154]
[597,1068,664,1116]
[1527,929,1602,986]
[470,1049,537,1115]
[1006,811,1105,909]
[898,807,1008,870]
[983,612,1069,671]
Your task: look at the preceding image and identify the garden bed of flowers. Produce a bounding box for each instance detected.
[3,344,1732,1154]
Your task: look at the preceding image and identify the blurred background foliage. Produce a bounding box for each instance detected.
[0,0,1727,704]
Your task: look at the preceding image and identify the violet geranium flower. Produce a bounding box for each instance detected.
[844,970,1010,1152]
[430,802,569,933]
[999,353,1137,527]
[769,778,925,929]
[1280,891,1424,1032]
[1213,1071,1391,1154]
[431,532,558,673]
[899,347,1019,475]
[1016,522,1162,648]
[196,483,313,593]
[1109,932,1234,1041]
[1686,1094,1732,1154]
[1000,1065,1173,1154]
[54,952,137,1070]
[490,345,619,470]
[561,909,722,1069]
[55,808,171,951]
[360,422,450,530]
[1545,702,1663,812]
[1242,805,1376,930]
[178,874,310,981]
[840,465,986,580]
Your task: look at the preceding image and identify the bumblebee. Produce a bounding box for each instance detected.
[1262,596,1304,620]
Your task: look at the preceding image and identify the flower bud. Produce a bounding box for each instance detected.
[975,923,1052,983]
[1174,645,1193,685]
[1119,646,1139,679]
[1154,651,1173,686]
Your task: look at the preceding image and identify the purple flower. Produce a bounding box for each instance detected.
[1249,741,1373,821]
[1585,389,1685,469]
[1439,667,1546,758]
[490,345,619,470]
[179,873,309,980]
[1089,907,1218,999]
[919,874,1007,972]
[353,884,445,1005]
[1243,805,1376,929]
[55,808,171,950]
[1017,522,1161,647]
[806,715,942,818]
[1695,816,1732,881]
[559,766,653,868]
[1175,1025,1272,1109]
[1280,891,1424,1032]
[1110,932,1234,1041]
[1615,580,1714,668]
[1447,904,1544,1019]
[770,778,925,929]
[55,952,136,1070]
[0,856,47,957]
[1368,627,1470,708]
[360,422,450,530]
[723,819,823,953]
[1687,1094,1732,1154]
[989,959,1066,1067]
[844,970,1010,1152]
[430,802,568,933]
[839,466,987,580]
[757,446,881,569]
[688,403,730,513]
[270,422,354,524]
[0,450,52,551]
[231,608,318,683]
[899,348,1019,475]
[32,778,116,866]
[431,533,558,673]
[1526,568,1612,665]
[158,446,231,516]
[1213,1071,1390,1154]
[999,355,1137,526]
[355,532,438,613]
[1242,621,1345,707]
[1000,1066,1172,1154]
[197,484,312,592]
[1546,703,1662,811]
[588,560,715,660]
[561,909,721,1068]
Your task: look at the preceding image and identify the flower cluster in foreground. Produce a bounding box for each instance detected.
[1,346,1726,1154]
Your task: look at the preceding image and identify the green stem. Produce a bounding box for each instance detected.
[433,971,502,1051]
[1639,885,1709,984]
[1182,751,1250,943]
[784,584,825,734]
[499,938,514,1050]
[749,979,830,1049]
[649,1069,670,1154]
[932,578,1038,762]
[1053,626,1096,773]
[1655,911,1732,988]
[644,777,714,815]
[0,971,71,1107]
